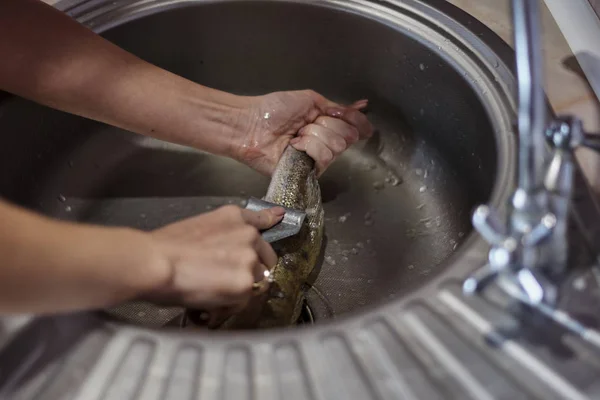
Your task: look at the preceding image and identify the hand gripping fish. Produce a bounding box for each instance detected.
[216,146,324,329]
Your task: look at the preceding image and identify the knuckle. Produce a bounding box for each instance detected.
[304,89,318,99]
[240,225,260,241]
[348,127,360,143]
[221,205,242,219]
[238,248,259,268]
[315,116,328,126]
[233,272,254,294]
[323,148,334,163]
[302,124,316,137]
[332,137,347,154]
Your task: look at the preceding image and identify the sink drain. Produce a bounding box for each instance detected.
[182,301,316,329]
[296,300,315,325]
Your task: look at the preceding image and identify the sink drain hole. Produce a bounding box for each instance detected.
[296,300,315,325]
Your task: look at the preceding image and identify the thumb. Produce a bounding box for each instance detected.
[241,207,285,230]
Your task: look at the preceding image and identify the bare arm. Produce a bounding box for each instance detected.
[0,0,250,158]
[0,198,282,314]
[0,0,371,314]
[0,200,167,314]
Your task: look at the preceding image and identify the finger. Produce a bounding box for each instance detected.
[240,207,285,230]
[315,95,368,111]
[290,136,334,176]
[296,124,347,156]
[252,264,273,294]
[350,99,369,110]
[314,116,360,145]
[254,236,278,268]
[325,107,374,140]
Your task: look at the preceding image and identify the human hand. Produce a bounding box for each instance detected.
[233,90,374,176]
[145,205,284,318]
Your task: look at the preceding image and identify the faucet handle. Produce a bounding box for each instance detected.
[463,264,499,295]
[581,133,600,153]
[516,268,557,305]
[472,205,507,245]
[522,213,557,246]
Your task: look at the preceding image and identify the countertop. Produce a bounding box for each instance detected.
[447,0,600,191]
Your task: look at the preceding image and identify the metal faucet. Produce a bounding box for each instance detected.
[463,0,600,305]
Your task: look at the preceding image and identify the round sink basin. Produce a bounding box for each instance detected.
[0,0,513,329]
[0,1,527,399]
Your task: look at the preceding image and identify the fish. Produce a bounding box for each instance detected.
[216,146,324,329]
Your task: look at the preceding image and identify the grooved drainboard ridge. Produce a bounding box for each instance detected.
[432,283,600,399]
[8,289,600,400]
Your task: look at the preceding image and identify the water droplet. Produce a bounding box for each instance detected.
[453,243,458,250]
[573,277,586,291]
[458,232,465,238]
[408,265,415,270]
[57,194,66,203]
[388,174,402,186]
[137,311,146,317]
[424,170,429,179]
[416,203,425,210]
[325,256,336,266]
[425,221,434,229]
[140,213,146,219]
[367,279,374,283]
[65,206,72,212]
[338,213,351,223]
[415,169,423,176]
[366,239,372,244]
[494,59,500,68]
[333,239,339,245]
[351,248,359,255]
[341,250,349,257]
[372,181,384,191]
[419,185,427,193]
[419,63,425,71]
[342,257,349,263]
[263,112,271,119]
[356,242,365,249]
[364,219,374,226]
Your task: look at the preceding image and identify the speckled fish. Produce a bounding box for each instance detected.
[218,146,324,329]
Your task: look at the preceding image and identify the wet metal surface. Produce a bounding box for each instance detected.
[0,1,500,323]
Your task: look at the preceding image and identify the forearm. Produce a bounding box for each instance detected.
[0,0,250,157]
[0,200,169,314]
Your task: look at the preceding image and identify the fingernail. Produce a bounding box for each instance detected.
[326,108,345,118]
[270,207,285,217]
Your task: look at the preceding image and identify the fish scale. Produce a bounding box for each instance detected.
[219,146,325,329]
